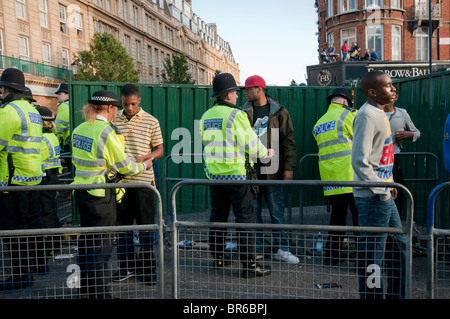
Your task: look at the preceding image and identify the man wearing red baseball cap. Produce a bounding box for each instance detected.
[241,75,299,264]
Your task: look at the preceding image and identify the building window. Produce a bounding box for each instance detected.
[392,25,402,60]
[42,42,51,64]
[59,5,67,35]
[133,5,139,28]
[136,40,141,61]
[327,0,334,18]
[62,48,69,68]
[366,0,383,8]
[160,51,164,69]
[391,0,402,9]
[76,12,83,40]
[19,36,30,60]
[154,48,159,68]
[124,35,131,53]
[340,0,356,13]
[0,30,4,55]
[340,27,356,51]
[39,0,48,28]
[367,24,383,60]
[415,27,429,61]
[146,14,153,35]
[147,45,152,66]
[122,0,128,20]
[16,0,27,20]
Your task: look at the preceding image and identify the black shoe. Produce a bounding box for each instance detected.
[0,274,34,291]
[213,255,231,268]
[241,262,271,278]
[112,269,135,282]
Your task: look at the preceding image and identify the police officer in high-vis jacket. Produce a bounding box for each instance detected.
[312,87,359,265]
[72,90,153,299]
[0,68,44,290]
[54,83,70,147]
[200,72,274,278]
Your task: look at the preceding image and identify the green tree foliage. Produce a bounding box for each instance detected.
[74,32,140,82]
[161,54,195,84]
[290,79,298,86]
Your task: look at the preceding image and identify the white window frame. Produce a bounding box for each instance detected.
[42,42,51,64]
[62,48,70,68]
[339,0,356,14]
[391,0,402,9]
[59,5,67,35]
[391,25,402,60]
[415,27,429,61]
[16,0,27,20]
[0,30,4,56]
[366,24,384,60]
[19,36,30,60]
[39,0,48,28]
[366,0,383,8]
[340,27,357,49]
[327,0,334,18]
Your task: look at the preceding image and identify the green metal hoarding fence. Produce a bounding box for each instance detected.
[68,70,450,225]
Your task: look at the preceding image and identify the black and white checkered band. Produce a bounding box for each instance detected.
[90,96,118,103]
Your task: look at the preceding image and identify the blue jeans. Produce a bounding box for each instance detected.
[254,186,290,254]
[355,195,408,299]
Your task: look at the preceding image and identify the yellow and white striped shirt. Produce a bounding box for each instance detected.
[115,108,163,185]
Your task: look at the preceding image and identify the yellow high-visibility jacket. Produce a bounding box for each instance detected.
[55,101,70,144]
[313,103,357,196]
[200,102,268,180]
[71,117,146,197]
[41,132,63,174]
[0,99,43,186]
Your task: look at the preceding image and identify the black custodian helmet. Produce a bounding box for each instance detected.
[210,72,241,98]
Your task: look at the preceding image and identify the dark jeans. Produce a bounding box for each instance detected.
[74,188,116,298]
[325,193,359,258]
[209,184,256,263]
[116,187,156,273]
[392,155,405,219]
[0,188,44,277]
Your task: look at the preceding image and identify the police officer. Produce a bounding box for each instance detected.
[312,87,359,265]
[36,105,62,229]
[72,90,153,299]
[0,68,44,290]
[54,83,70,147]
[200,72,274,278]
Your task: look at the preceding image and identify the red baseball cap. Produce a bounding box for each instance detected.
[244,75,266,89]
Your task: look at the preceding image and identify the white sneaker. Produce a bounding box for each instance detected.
[273,249,299,264]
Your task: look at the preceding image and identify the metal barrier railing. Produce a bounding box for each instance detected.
[170,179,415,299]
[426,182,450,299]
[0,183,164,299]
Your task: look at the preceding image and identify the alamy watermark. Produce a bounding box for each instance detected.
[170,120,279,175]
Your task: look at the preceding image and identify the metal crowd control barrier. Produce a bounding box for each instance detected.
[170,179,414,299]
[426,182,450,299]
[0,183,164,299]
[298,152,441,224]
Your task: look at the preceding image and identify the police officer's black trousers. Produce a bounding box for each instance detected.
[209,184,256,263]
[74,189,116,299]
[116,187,156,274]
[0,188,45,277]
[325,193,358,259]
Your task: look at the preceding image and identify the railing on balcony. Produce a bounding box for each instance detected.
[0,55,72,80]
[414,2,442,20]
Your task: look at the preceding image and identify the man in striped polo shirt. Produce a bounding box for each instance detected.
[114,84,164,285]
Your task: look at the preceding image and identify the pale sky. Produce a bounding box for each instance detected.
[191,0,319,86]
